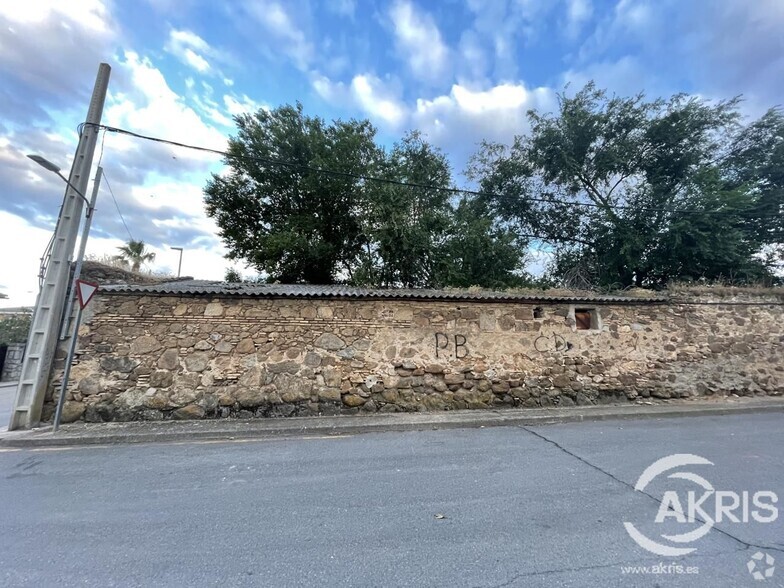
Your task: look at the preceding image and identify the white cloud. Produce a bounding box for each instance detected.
[573,0,784,115]
[463,0,558,80]
[614,0,653,32]
[1,0,112,33]
[389,0,450,84]
[412,82,556,172]
[313,73,407,128]
[562,55,652,97]
[106,51,228,153]
[223,94,265,117]
[0,212,55,306]
[457,30,488,83]
[351,75,407,128]
[564,0,592,39]
[165,29,212,73]
[0,0,117,112]
[244,1,313,70]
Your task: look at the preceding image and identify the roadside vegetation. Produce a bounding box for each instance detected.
[204,83,783,291]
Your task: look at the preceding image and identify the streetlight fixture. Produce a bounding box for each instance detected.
[27,154,92,213]
[171,247,184,278]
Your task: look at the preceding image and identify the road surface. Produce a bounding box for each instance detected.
[1,413,782,587]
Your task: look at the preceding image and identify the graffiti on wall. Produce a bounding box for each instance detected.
[534,332,573,353]
[435,333,469,359]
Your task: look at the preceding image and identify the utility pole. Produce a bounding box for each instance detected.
[59,166,103,341]
[53,166,102,433]
[9,63,111,430]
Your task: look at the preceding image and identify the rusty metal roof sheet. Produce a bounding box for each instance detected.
[101,281,666,304]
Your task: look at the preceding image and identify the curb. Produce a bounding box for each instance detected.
[2,399,784,448]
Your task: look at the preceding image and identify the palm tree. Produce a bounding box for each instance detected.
[116,240,156,273]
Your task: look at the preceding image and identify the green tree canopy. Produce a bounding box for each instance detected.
[205,103,381,284]
[205,105,526,288]
[470,84,781,287]
[0,312,32,346]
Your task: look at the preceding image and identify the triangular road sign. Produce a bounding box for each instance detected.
[75,279,99,309]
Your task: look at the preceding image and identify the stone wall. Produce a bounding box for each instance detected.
[44,292,784,423]
[1,342,25,382]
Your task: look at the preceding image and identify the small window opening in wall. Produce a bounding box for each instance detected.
[575,309,594,330]
[533,307,544,319]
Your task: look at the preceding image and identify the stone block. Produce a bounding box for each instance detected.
[172,404,205,419]
[78,374,102,395]
[61,402,86,423]
[236,386,269,408]
[314,333,346,350]
[444,373,464,385]
[184,353,210,372]
[480,313,496,331]
[267,361,300,374]
[157,348,180,371]
[204,302,224,317]
[343,394,366,407]
[150,371,174,388]
[130,335,161,355]
[100,356,138,373]
[318,387,342,402]
[323,367,343,388]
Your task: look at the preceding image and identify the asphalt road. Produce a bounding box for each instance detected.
[1,413,782,587]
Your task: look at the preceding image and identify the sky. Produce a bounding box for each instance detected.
[0,0,782,306]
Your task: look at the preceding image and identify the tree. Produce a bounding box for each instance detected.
[115,240,156,273]
[224,268,242,282]
[205,103,382,284]
[205,105,528,289]
[471,84,779,288]
[724,108,784,264]
[354,132,454,288]
[436,196,529,289]
[0,311,32,346]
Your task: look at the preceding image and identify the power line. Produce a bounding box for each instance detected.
[96,128,107,168]
[90,123,782,220]
[101,170,134,242]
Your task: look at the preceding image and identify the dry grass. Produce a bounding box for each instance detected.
[451,282,783,300]
[447,285,663,298]
[667,282,784,300]
[81,260,182,285]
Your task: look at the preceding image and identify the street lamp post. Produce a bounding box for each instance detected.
[171,247,183,278]
[27,155,92,212]
[28,155,100,340]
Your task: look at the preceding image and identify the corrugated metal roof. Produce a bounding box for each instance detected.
[101,280,666,304]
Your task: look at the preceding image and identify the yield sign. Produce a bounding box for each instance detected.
[75,279,99,309]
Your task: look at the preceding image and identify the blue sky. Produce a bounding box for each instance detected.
[0,0,782,305]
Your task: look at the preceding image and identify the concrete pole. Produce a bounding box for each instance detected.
[9,63,111,430]
[53,166,101,432]
[60,167,102,340]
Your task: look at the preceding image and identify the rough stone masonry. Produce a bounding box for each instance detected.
[43,283,784,423]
